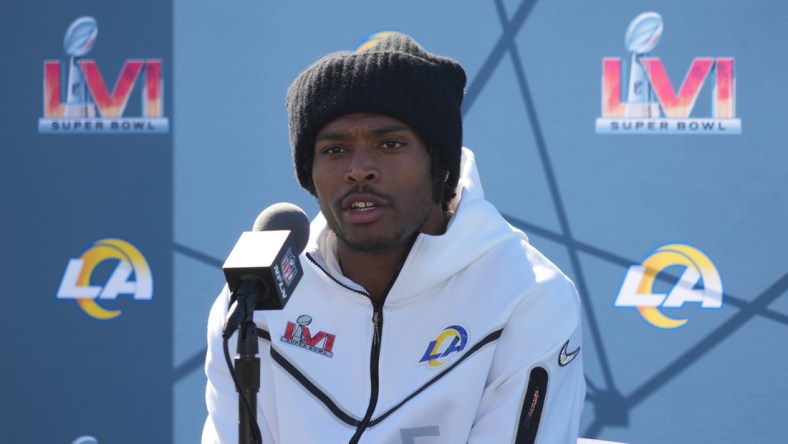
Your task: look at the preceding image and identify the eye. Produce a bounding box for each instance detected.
[319,145,347,155]
[380,140,406,150]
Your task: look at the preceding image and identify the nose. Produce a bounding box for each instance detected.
[344,148,379,183]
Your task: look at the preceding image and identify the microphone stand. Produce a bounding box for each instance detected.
[236,316,261,444]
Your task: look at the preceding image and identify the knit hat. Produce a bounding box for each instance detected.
[286,32,467,203]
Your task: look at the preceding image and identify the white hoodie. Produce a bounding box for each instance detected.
[203,148,585,443]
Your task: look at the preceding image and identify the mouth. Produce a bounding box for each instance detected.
[340,192,389,223]
[350,201,376,212]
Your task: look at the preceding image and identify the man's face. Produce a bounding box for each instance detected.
[312,113,444,253]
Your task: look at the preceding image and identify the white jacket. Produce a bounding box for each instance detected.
[203,148,585,443]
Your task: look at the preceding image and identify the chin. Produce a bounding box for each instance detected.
[345,239,395,253]
[340,232,406,254]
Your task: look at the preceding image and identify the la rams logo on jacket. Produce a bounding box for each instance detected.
[419,325,468,368]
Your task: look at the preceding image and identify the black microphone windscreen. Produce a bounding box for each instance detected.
[252,202,310,254]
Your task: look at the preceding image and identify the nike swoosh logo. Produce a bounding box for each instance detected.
[558,340,580,367]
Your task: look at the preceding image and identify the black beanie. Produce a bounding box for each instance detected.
[286,32,467,203]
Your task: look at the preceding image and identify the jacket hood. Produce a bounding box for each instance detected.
[305,147,525,303]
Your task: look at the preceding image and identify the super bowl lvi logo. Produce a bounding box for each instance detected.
[40,16,168,134]
[596,12,740,134]
[614,244,723,328]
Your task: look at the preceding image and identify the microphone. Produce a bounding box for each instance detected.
[221,203,310,339]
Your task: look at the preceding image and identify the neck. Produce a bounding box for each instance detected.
[337,209,451,301]
[337,241,410,302]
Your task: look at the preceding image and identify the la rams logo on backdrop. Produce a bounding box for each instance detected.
[419,325,469,368]
[614,243,723,329]
[355,31,402,52]
[56,238,153,320]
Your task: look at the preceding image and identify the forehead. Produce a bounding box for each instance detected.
[316,113,416,140]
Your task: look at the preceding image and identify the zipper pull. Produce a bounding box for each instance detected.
[372,306,382,344]
[371,302,382,328]
[523,385,540,429]
[372,308,381,325]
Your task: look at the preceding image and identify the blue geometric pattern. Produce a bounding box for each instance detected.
[172,1,788,442]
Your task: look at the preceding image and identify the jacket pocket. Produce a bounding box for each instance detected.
[515,367,548,444]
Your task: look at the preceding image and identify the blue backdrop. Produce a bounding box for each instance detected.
[2,1,786,443]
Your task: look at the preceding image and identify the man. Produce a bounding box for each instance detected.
[204,32,585,443]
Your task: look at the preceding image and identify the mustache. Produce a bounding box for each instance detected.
[336,185,393,208]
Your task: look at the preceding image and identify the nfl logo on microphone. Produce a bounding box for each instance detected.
[281,249,298,286]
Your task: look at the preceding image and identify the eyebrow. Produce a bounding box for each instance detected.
[315,124,412,142]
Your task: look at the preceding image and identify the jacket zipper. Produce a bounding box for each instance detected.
[349,301,383,443]
[523,385,540,429]
[516,367,548,444]
[306,242,413,443]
